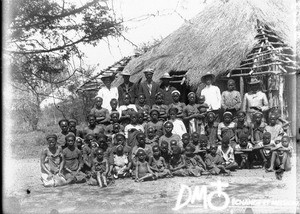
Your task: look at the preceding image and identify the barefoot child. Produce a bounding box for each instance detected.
[149,145,172,178]
[205,144,230,175]
[205,112,219,146]
[234,133,253,169]
[169,90,186,119]
[184,145,206,177]
[217,136,238,171]
[146,109,164,137]
[145,126,159,147]
[265,114,285,141]
[113,145,131,178]
[259,132,276,169]
[90,97,110,125]
[221,79,242,117]
[40,134,67,187]
[217,112,236,147]
[135,149,156,182]
[170,146,187,176]
[152,92,168,121]
[183,92,200,134]
[89,148,109,187]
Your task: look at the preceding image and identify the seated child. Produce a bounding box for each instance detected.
[136,93,151,121]
[124,111,144,146]
[265,114,285,141]
[113,145,131,178]
[107,133,131,166]
[204,112,219,146]
[81,134,98,175]
[119,93,138,126]
[183,92,201,134]
[152,92,168,121]
[90,97,110,125]
[266,136,292,180]
[131,132,152,165]
[234,111,251,143]
[158,121,183,150]
[205,144,230,175]
[160,141,171,166]
[169,146,187,176]
[149,145,172,178]
[217,111,236,147]
[216,136,238,171]
[251,111,267,145]
[234,133,253,169]
[138,112,148,130]
[135,149,156,182]
[40,134,67,187]
[182,133,191,149]
[105,112,124,135]
[169,90,186,119]
[88,148,109,187]
[62,133,86,184]
[145,126,159,147]
[184,145,207,177]
[258,132,276,169]
[168,107,187,137]
[146,109,164,137]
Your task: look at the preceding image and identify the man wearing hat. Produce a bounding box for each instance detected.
[200,72,222,118]
[96,72,119,111]
[117,70,135,105]
[160,72,177,105]
[138,68,161,107]
[242,77,269,123]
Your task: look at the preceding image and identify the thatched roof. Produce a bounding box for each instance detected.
[123,0,296,87]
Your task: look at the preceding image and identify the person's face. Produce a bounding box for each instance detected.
[96,150,104,159]
[103,77,112,88]
[210,146,217,155]
[60,121,69,132]
[182,135,190,145]
[170,140,177,148]
[88,116,96,126]
[131,115,138,124]
[169,112,176,120]
[145,73,153,82]
[164,123,173,134]
[269,116,277,126]
[263,134,271,145]
[116,145,123,154]
[223,115,232,124]
[237,113,245,122]
[123,75,130,83]
[199,138,207,148]
[148,128,155,138]
[138,95,145,104]
[111,114,119,123]
[123,95,130,105]
[205,77,212,85]
[188,94,195,104]
[156,95,163,104]
[137,134,146,146]
[150,111,159,121]
[115,135,125,145]
[185,147,193,156]
[207,114,215,123]
[251,84,259,92]
[192,133,199,143]
[86,136,95,145]
[281,137,289,148]
[138,114,144,124]
[240,138,248,147]
[161,143,168,152]
[113,124,120,133]
[69,122,76,132]
[138,152,146,161]
[110,100,118,109]
[95,98,103,108]
[199,96,205,104]
[152,147,160,157]
[47,137,57,148]
[254,114,262,123]
[66,137,75,147]
[172,93,180,102]
[227,81,235,91]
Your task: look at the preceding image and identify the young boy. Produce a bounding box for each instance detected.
[40,134,67,187]
[146,109,164,137]
[149,145,172,178]
[82,114,105,138]
[182,133,191,149]
[135,149,156,182]
[160,141,171,166]
[251,111,267,145]
[168,107,187,137]
[169,146,187,176]
[56,119,70,148]
[234,133,253,169]
[158,121,183,150]
[217,112,236,147]
[109,98,119,113]
[205,144,230,175]
[90,97,110,125]
[119,93,138,126]
[169,90,186,119]
[205,112,219,146]
[145,126,159,147]
[136,93,151,121]
[216,136,238,171]
[183,92,200,134]
[105,112,124,135]
[265,114,285,141]
[258,132,276,169]
[124,112,144,146]
[62,133,86,184]
[234,111,251,143]
[131,132,152,164]
[113,145,131,179]
[221,79,242,117]
[152,92,168,121]
[184,145,207,177]
[88,148,109,187]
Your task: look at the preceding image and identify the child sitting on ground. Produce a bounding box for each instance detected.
[135,149,156,182]
[88,148,109,187]
[205,144,230,175]
[136,93,151,121]
[235,111,251,143]
[149,145,172,178]
[217,112,236,147]
[90,97,110,125]
[169,90,186,119]
[234,133,253,169]
[112,145,131,179]
[258,132,276,169]
[152,92,168,121]
[40,134,67,187]
[205,112,219,146]
[146,109,164,137]
[119,93,138,126]
[131,132,152,165]
[168,107,187,137]
[265,114,285,142]
[169,146,187,176]
[160,141,171,166]
[217,136,238,171]
[266,136,292,180]
[145,126,159,147]
[184,145,207,177]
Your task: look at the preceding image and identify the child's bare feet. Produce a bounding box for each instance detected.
[266,167,274,172]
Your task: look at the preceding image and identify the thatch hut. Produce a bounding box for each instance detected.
[121,0,298,136]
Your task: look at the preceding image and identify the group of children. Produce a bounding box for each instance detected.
[40,79,293,187]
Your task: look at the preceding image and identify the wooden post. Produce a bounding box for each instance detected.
[240,76,244,101]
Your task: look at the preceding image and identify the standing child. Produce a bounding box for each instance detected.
[205,144,230,175]
[265,114,285,142]
[205,112,219,146]
[135,149,156,182]
[146,109,164,137]
[160,141,171,166]
[113,145,131,178]
[169,90,186,119]
[169,146,187,176]
[168,107,187,137]
[152,92,168,121]
[251,111,267,145]
[131,132,152,164]
[90,97,110,125]
[217,112,236,147]
[149,145,172,178]
[216,136,238,171]
[221,79,242,118]
[88,148,109,187]
[136,94,151,121]
[40,134,67,187]
[197,95,209,134]
[183,92,201,134]
[81,134,97,175]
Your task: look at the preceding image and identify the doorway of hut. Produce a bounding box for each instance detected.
[169,71,191,104]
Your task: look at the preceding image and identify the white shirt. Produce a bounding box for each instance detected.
[124,124,144,138]
[201,85,221,110]
[170,119,187,138]
[118,104,138,117]
[96,86,119,110]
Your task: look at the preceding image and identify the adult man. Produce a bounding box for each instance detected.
[117,70,135,105]
[160,72,176,105]
[138,68,161,107]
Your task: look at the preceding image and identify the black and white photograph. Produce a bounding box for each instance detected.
[3,0,299,213]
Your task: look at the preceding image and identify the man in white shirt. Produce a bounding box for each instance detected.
[200,72,221,118]
[96,73,119,110]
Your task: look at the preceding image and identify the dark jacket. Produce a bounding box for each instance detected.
[138,81,161,107]
[118,82,135,105]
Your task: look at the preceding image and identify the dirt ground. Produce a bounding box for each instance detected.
[3,151,299,214]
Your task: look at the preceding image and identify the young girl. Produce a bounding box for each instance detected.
[135,149,156,182]
[124,112,144,147]
[149,145,172,178]
[113,145,131,178]
[217,112,236,147]
[90,97,110,125]
[119,93,138,126]
[152,92,168,121]
[88,148,109,187]
[40,134,67,187]
[204,112,219,146]
[168,107,187,137]
[221,79,242,117]
[169,90,186,119]
[183,92,201,134]
[146,109,164,137]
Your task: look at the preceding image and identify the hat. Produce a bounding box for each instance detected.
[171,90,180,95]
[46,134,57,141]
[223,111,233,117]
[201,71,215,83]
[143,68,154,74]
[150,108,159,115]
[248,77,261,85]
[58,119,69,126]
[161,72,172,79]
[101,72,114,79]
[65,132,76,140]
[120,70,131,76]
[187,92,195,97]
[237,110,246,117]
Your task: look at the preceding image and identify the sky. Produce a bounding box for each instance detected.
[77,0,207,74]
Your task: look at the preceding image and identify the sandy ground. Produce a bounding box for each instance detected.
[3,153,299,214]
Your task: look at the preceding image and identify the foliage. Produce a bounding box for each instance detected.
[134,38,162,55]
